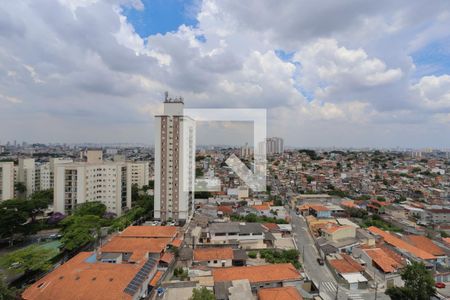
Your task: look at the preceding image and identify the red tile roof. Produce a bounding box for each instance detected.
[309,205,330,212]
[22,252,143,300]
[160,252,174,264]
[100,237,170,262]
[364,248,403,273]
[405,235,446,256]
[329,254,364,274]
[170,238,183,248]
[194,247,234,261]
[218,205,233,215]
[262,223,280,231]
[258,287,303,300]
[252,204,271,211]
[120,226,178,239]
[149,271,163,287]
[213,263,302,284]
[367,226,435,260]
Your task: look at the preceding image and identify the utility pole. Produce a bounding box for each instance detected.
[374,282,378,300]
[335,283,339,300]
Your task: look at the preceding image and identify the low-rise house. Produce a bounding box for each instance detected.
[328,254,367,290]
[120,226,178,240]
[353,246,405,288]
[367,226,437,263]
[322,225,356,242]
[213,263,303,293]
[99,236,170,263]
[22,252,159,300]
[309,205,332,218]
[404,235,448,266]
[193,247,247,268]
[204,222,266,249]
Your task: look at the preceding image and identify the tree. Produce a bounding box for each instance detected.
[131,184,139,203]
[74,202,106,217]
[0,280,17,300]
[0,206,28,244]
[386,261,436,300]
[14,182,26,195]
[60,215,102,251]
[0,244,58,275]
[189,287,215,300]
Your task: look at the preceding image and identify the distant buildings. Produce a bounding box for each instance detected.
[0,162,14,201]
[154,93,196,224]
[266,137,284,155]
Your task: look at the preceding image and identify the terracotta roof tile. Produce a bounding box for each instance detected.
[258,287,303,300]
[367,226,435,260]
[309,205,330,212]
[213,263,302,284]
[252,204,271,211]
[405,235,446,256]
[22,252,143,300]
[329,254,364,274]
[101,236,170,262]
[149,271,163,287]
[262,223,280,231]
[120,226,178,239]
[160,252,174,264]
[364,248,403,273]
[170,239,183,248]
[194,247,234,261]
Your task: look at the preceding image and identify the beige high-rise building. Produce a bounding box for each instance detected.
[54,161,131,216]
[0,162,14,201]
[154,93,196,224]
[18,158,36,197]
[129,162,150,189]
[36,158,73,191]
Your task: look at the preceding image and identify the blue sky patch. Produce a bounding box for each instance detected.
[275,49,295,62]
[122,0,199,37]
[412,39,450,77]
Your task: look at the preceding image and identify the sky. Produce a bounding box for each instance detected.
[1,0,450,148]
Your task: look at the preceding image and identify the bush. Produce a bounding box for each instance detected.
[259,249,301,269]
[248,251,257,259]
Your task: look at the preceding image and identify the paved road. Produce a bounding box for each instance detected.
[289,211,390,300]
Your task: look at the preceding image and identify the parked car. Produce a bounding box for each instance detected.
[435,282,446,289]
[317,258,324,265]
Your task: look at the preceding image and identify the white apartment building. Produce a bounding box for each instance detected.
[18,158,36,197]
[154,93,196,224]
[0,162,14,201]
[129,161,150,189]
[36,158,73,191]
[266,137,284,155]
[54,161,131,216]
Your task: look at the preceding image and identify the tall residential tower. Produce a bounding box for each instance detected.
[154,93,195,225]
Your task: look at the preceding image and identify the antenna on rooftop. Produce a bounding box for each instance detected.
[164,91,169,102]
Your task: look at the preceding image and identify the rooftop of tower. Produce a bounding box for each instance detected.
[163,91,184,104]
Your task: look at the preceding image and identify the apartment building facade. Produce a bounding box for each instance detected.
[54,161,131,216]
[154,94,196,224]
[0,162,14,201]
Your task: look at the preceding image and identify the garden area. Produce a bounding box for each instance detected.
[247,249,301,269]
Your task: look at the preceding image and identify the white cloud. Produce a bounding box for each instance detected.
[0,0,449,147]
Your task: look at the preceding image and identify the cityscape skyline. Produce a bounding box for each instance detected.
[1,1,450,147]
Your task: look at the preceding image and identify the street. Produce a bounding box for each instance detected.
[289,211,390,300]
